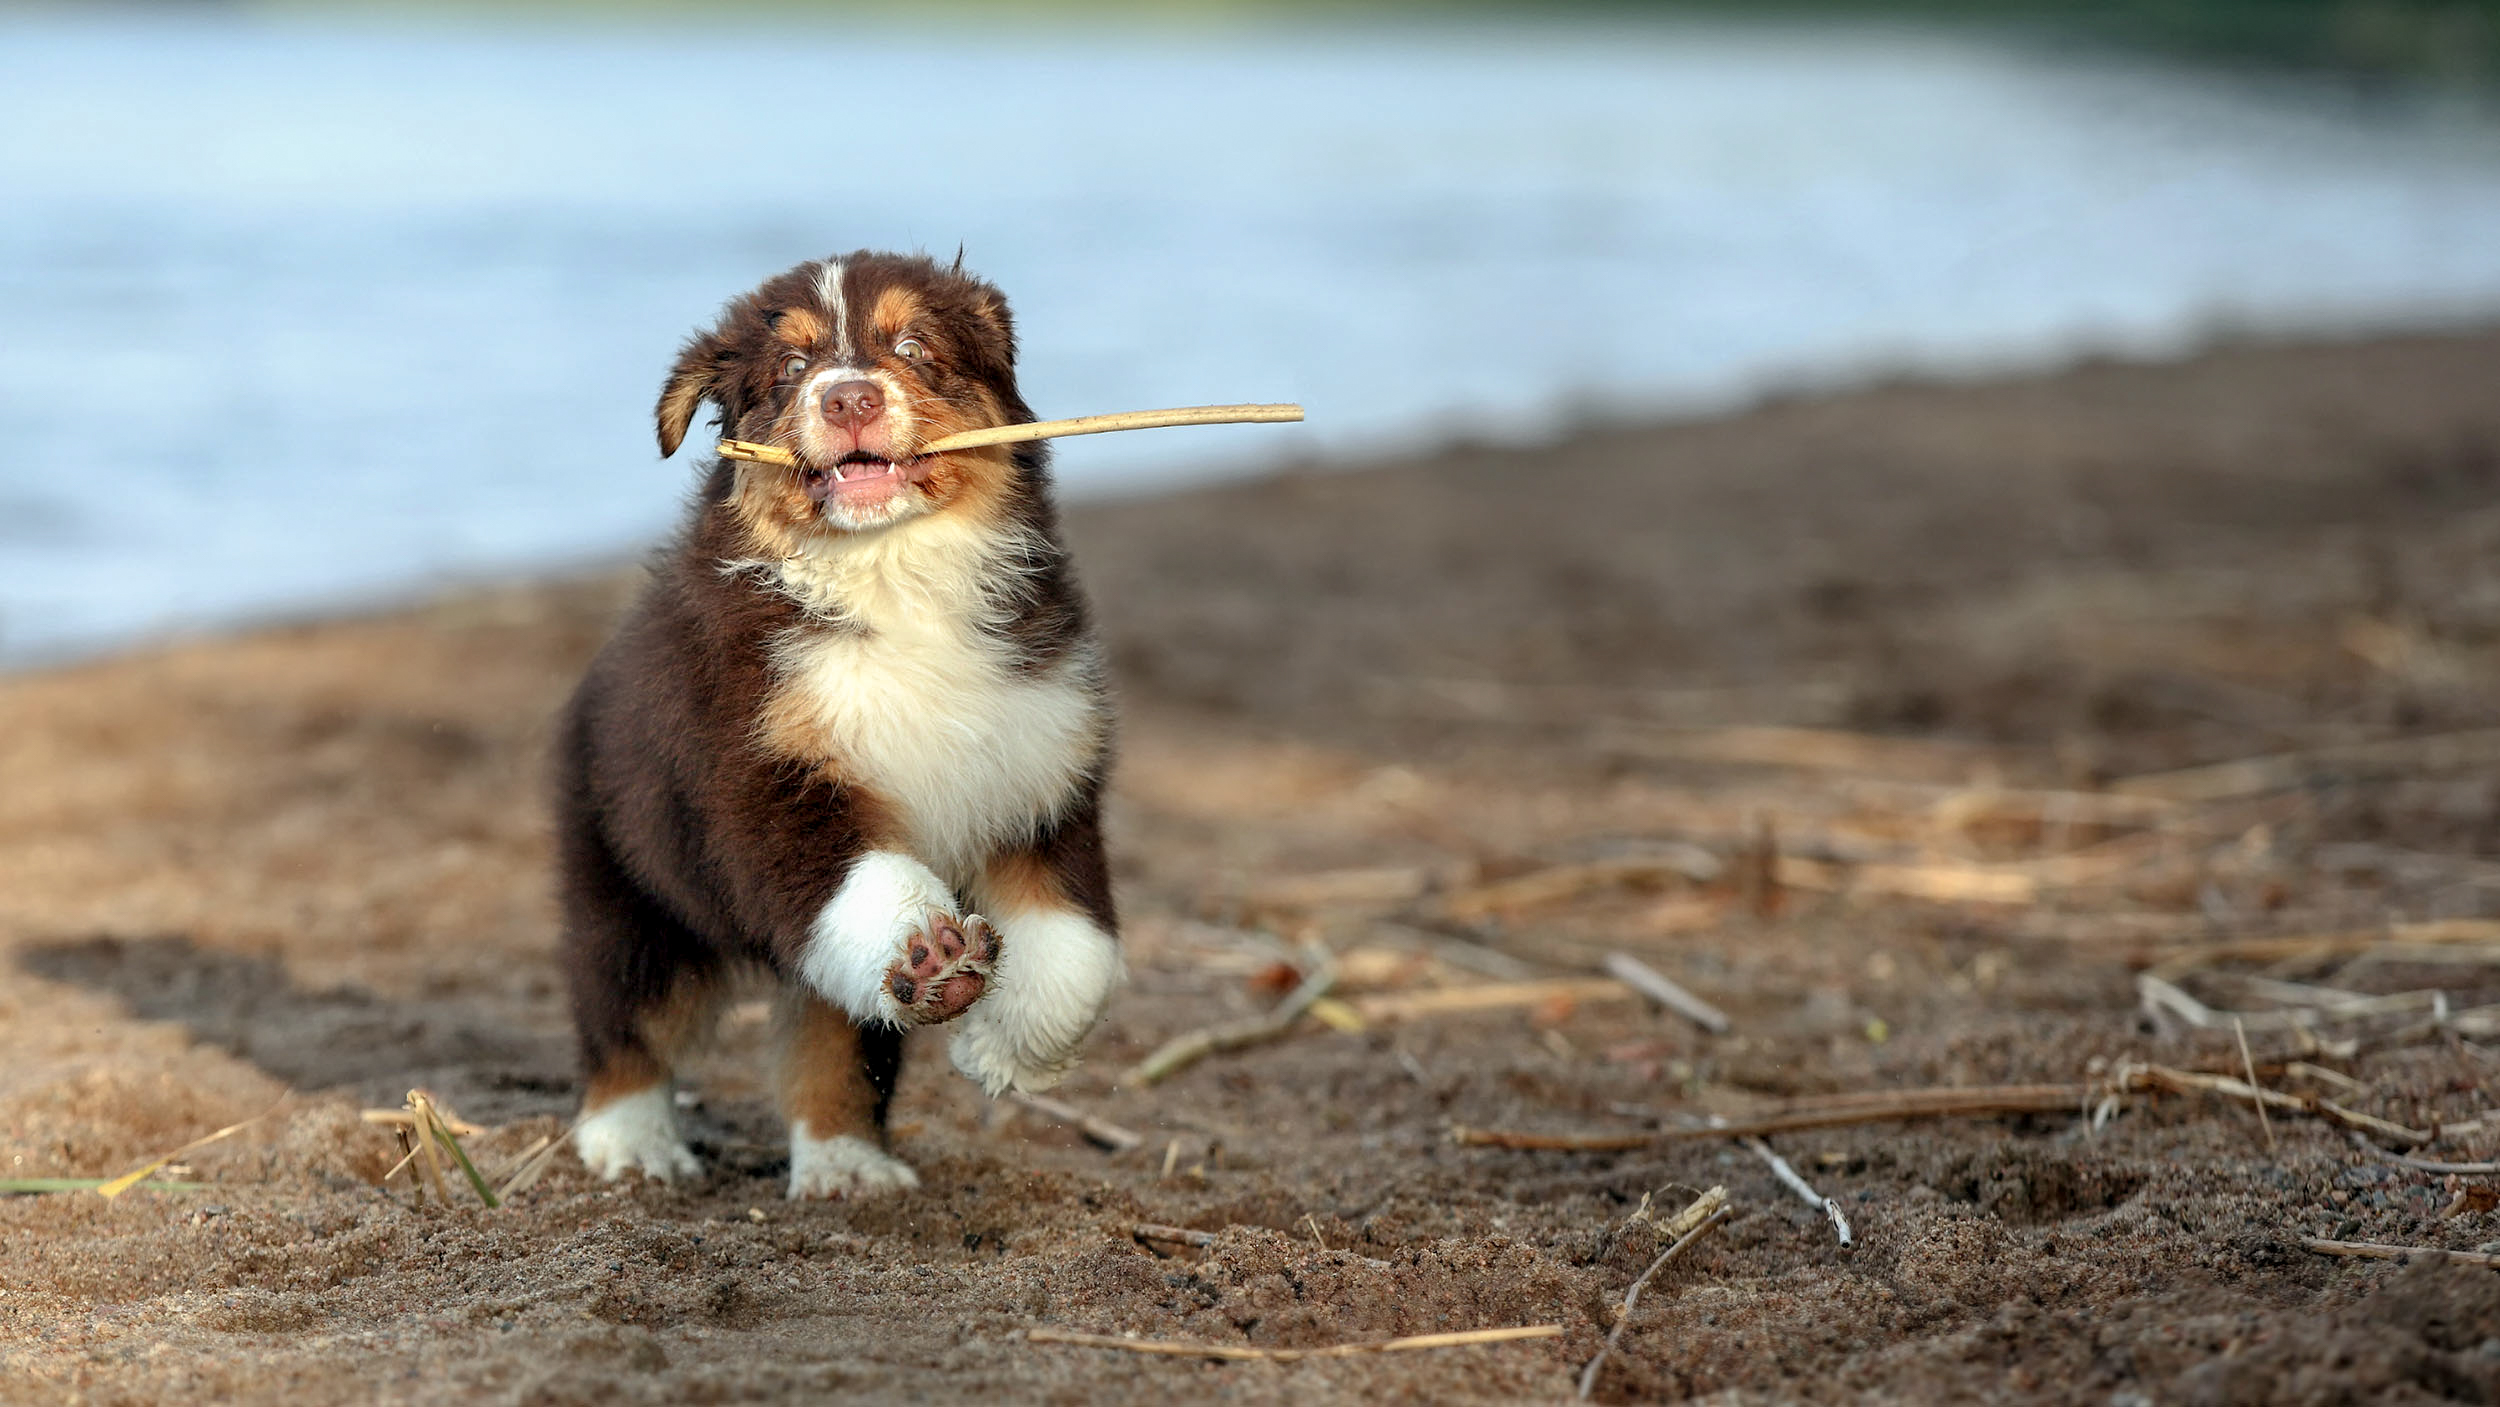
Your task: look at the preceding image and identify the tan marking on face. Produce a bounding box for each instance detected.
[774,307,830,348]
[868,286,925,344]
[775,988,887,1142]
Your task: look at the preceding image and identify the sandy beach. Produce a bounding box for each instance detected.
[8,327,2500,1403]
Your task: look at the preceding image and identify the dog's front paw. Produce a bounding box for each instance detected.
[882,911,999,1026]
[575,1088,703,1184]
[788,1132,921,1200]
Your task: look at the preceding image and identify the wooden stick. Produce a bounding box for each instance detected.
[1008,1091,1144,1153]
[1125,963,1337,1087]
[1742,1137,1853,1253]
[2301,1236,2500,1268]
[1603,953,1732,1035]
[1027,1323,1562,1362]
[1577,1204,1733,1400]
[1438,854,1719,922]
[716,402,1303,469]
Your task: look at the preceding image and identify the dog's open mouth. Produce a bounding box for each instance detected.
[802,452,912,507]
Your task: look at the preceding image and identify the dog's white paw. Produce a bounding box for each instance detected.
[787,1130,920,1200]
[575,1086,702,1183]
[946,907,1124,1096]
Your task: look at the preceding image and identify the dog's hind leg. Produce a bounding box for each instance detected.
[562,818,720,1184]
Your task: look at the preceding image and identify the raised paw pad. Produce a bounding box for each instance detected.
[885,913,998,1025]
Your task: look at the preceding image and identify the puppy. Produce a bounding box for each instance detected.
[555,251,1121,1199]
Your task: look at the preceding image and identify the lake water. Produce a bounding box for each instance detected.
[6,9,2500,664]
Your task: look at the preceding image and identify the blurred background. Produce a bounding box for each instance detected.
[3,0,2499,663]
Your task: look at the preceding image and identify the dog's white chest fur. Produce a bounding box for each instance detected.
[752,515,1103,886]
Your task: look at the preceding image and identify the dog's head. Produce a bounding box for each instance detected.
[657,251,1032,544]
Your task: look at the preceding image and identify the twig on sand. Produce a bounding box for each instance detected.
[363,1090,499,1207]
[1125,963,1338,1086]
[1026,1323,1562,1362]
[1602,953,1732,1035]
[1741,1137,1853,1253]
[1134,1223,1220,1251]
[1454,1083,2095,1149]
[2302,1236,2500,1268]
[1007,1091,1144,1153]
[717,403,1303,468]
[1578,1202,1734,1400]
[2346,1130,2500,1175]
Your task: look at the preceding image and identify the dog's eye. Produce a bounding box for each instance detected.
[893,338,928,362]
[779,355,807,381]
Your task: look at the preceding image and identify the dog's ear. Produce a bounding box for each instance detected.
[655,328,733,458]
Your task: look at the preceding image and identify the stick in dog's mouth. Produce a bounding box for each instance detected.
[719,402,1304,472]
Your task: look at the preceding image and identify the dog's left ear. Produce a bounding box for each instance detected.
[655,328,733,458]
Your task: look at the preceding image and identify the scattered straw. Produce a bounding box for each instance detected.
[1027,1323,1560,1362]
[363,1090,500,1208]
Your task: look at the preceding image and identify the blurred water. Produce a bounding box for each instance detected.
[6,10,2500,664]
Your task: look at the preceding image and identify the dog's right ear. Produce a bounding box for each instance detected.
[655,328,734,458]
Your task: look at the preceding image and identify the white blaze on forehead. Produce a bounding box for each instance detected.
[813,259,854,360]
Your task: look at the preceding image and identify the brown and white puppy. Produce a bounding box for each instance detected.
[555,251,1120,1199]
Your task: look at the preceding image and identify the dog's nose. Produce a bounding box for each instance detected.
[820,379,884,431]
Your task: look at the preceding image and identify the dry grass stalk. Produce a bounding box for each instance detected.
[2113,728,2500,803]
[1578,1202,1734,1400]
[2301,1236,2500,1268]
[1245,865,1435,911]
[94,1094,290,1200]
[717,403,1303,470]
[2234,1018,2277,1154]
[1742,1137,1854,1253]
[1351,977,1637,1023]
[1008,1091,1144,1153]
[1603,952,1732,1034]
[1125,963,1337,1087]
[1133,1223,1219,1250]
[1027,1323,1561,1362]
[2115,1062,2429,1147]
